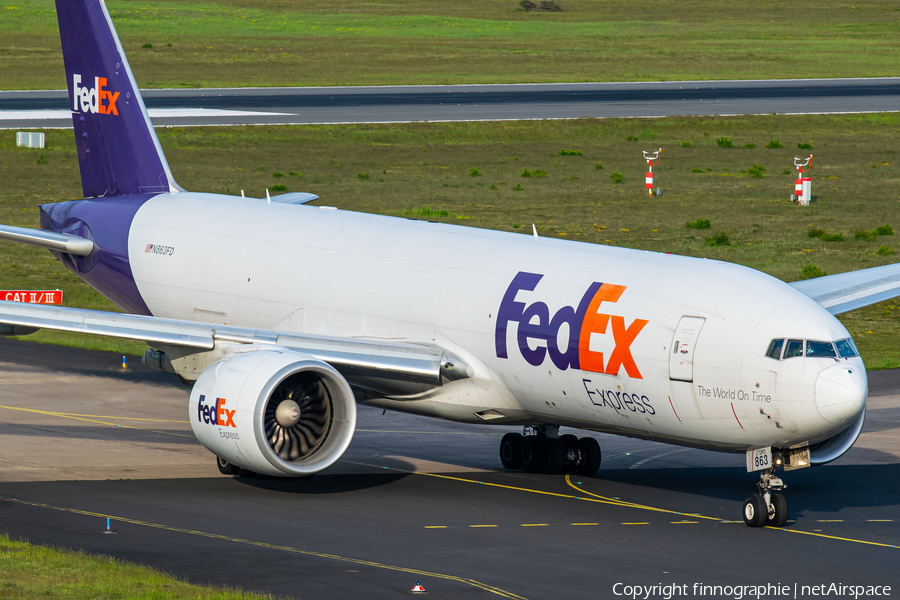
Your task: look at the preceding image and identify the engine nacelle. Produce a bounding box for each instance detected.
[189,348,357,476]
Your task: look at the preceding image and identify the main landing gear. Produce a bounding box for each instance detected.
[499,425,601,475]
[743,468,788,528]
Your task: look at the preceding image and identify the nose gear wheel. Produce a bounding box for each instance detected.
[264,372,332,461]
[744,467,788,528]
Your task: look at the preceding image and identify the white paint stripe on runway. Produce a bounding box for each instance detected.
[0,108,291,120]
[2,109,898,129]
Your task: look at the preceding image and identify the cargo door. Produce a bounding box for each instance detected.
[669,316,706,382]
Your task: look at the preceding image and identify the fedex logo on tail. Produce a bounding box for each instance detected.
[495,272,648,378]
[72,74,119,115]
[197,395,236,427]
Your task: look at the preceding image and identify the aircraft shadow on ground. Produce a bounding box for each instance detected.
[230,471,410,494]
[0,469,411,497]
[3,457,895,520]
[222,454,429,494]
[232,459,900,518]
[593,462,900,515]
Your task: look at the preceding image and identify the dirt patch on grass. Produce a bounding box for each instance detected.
[519,1,562,12]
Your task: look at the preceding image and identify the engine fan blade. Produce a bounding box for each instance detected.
[264,372,334,462]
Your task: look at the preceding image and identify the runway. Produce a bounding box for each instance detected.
[2,78,899,129]
[0,338,898,599]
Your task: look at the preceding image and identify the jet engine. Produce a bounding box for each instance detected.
[188,348,357,476]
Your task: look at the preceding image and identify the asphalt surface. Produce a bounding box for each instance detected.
[2,78,900,129]
[0,337,898,599]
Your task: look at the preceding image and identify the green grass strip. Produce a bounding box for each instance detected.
[2,114,899,365]
[3,0,900,88]
[0,533,275,599]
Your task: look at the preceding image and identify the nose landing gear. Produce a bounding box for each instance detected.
[743,468,789,528]
[499,426,601,475]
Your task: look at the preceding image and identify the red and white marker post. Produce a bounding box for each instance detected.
[643,148,662,197]
[793,154,813,205]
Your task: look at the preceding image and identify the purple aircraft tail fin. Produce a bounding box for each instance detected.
[56,0,181,198]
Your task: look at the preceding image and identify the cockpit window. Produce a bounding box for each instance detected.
[835,339,857,358]
[806,340,837,358]
[768,337,857,360]
[766,339,784,360]
[783,339,804,359]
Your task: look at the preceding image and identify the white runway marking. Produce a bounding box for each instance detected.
[0,108,291,120]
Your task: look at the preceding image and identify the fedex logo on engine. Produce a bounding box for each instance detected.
[197,395,236,427]
[495,272,649,378]
[72,74,119,115]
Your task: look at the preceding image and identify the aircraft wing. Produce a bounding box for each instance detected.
[790,262,900,315]
[0,301,469,389]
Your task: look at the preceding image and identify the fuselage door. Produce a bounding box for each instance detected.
[669,316,706,382]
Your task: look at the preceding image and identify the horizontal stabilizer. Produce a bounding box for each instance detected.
[268,192,319,205]
[0,224,93,256]
[790,263,900,314]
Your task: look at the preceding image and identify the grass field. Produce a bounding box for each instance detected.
[2,114,899,367]
[0,533,276,599]
[2,0,900,89]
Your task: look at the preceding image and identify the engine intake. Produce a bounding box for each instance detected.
[189,348,357,476]
[265,371,332,461]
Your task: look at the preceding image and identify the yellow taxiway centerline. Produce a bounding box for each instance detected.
[0,496,529,599]
[0,404,194,438]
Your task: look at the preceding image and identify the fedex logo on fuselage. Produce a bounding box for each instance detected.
[72,74,119,115]
[495,272,649,378]
[197,395,236,427]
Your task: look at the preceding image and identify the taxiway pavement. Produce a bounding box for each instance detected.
[0,338,897,599]
[2,78,899,129]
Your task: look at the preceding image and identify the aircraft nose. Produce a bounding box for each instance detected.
[815,364,867,424]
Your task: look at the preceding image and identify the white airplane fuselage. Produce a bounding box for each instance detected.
[119,192,866,454]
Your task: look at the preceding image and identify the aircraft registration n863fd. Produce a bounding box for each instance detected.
[0,0,897,528]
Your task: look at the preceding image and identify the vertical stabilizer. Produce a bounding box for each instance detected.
[57,0,181,198]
